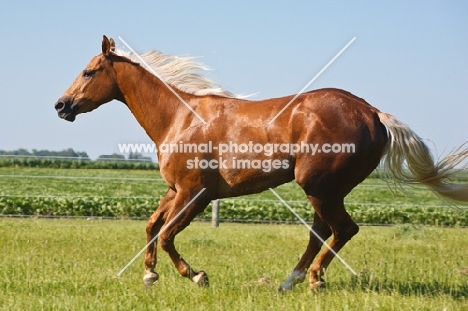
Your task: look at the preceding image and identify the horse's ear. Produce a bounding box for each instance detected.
[102,35,111,56]
[109,38,115,52]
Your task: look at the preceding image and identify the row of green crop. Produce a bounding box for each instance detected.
[0,196,159,218]
[0,158,159,170]
[1,196,467,226]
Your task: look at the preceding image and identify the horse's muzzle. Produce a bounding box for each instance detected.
[55,97,76,122]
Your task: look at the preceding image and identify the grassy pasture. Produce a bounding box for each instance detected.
[1,167,468,309]
[1,219,467,310]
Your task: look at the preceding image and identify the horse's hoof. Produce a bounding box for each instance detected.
[278,270,305,292]
[192,270,209,287]
[143,272,159,287]
[278,283,294,292]
[310,279,325,290]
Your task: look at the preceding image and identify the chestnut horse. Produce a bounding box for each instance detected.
[55,36,468,291]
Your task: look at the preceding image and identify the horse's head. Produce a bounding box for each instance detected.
[54,36,121,122]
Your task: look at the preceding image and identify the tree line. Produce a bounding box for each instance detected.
[0,148,157,169]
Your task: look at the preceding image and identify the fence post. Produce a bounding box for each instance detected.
[212,199,220,227]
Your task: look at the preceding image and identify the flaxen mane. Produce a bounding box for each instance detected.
[115,49,242,98]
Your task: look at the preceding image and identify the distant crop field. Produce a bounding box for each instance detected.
[1,167,468,225]
[1,219,467,310]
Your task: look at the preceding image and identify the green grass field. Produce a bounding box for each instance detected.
[1,167,468,309]
[1,219,467,310]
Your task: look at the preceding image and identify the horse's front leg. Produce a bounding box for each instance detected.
[159,189,210,286]
[143,189,176,287]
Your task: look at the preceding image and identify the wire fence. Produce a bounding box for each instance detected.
[1,170,468,225]
[0,193,464,210]
[0,172,466,206]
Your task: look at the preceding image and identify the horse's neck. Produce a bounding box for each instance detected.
[114,62,188,145]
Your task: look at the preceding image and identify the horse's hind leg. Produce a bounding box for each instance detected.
[308,196,359,289]
[279,195,358,291]
[158,189,211,286]
[279,212,332,291]
[143,188,176,287]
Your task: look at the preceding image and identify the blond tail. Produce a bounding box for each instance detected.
[378,112,468,202]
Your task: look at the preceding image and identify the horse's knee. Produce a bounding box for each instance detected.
[146,221,154,235]
[146,213,163,236]
[159,233,173,252]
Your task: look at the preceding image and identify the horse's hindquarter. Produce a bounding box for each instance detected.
[291,89,388,196]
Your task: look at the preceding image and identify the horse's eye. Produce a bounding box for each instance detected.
[83,70,95,78]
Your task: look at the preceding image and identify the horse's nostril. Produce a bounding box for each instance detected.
[55,101,65,112]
